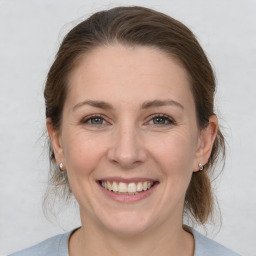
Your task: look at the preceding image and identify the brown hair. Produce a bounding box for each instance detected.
[44,6,225,225]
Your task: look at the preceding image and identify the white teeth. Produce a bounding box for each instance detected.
[102,181,107,189]
[128,183,137,193]
[107,181,112,190]
[112,181,118,192]
[142,181,148,191]
[137,182,143,191]
[119,182,128,193]
[137,182,142,192]
[101,181,154,193]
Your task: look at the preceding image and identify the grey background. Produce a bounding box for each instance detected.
[0,0,255,255]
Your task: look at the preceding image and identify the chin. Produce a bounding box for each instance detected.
[96,211,158,237]
[103,222,152,237]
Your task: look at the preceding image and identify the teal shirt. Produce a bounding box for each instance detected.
[9,228,241,256]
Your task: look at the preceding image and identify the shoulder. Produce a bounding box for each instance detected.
[8,231,71,256]
[190,228,241,256]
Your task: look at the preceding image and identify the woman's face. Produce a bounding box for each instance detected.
[50,44,208,235]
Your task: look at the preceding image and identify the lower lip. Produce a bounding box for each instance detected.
[97,182,159,203]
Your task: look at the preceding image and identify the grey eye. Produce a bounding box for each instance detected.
[81,115,107,125]
[90,117,104,125]
[152,117,169,124]
[149,115,174,125]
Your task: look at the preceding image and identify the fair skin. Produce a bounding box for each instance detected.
[47,44,217,256]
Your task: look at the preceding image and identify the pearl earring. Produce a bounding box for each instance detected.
[59,162,64,172]
[198,163,204,171]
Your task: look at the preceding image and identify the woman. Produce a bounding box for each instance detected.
[10,6,240,256]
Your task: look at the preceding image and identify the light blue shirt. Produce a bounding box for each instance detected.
[9,227,241,256]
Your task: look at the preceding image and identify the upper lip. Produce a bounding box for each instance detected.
[98,177,158,183]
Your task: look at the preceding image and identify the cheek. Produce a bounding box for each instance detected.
[148,131,197,199]
[62,131,107,176]
[149,130,197,173]
[61,132,108,207]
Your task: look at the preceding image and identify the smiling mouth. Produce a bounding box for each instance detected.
[99,180,158,195]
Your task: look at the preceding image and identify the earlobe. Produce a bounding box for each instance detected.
[193,115,218,172]
[46,118,64,165]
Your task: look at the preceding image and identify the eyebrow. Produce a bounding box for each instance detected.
[72,100,113,111]
[72,99,184,111]
[141,99,184,110]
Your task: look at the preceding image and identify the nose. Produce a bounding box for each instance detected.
[107,124,147,169]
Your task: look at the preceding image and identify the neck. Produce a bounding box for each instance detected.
[69,218,194,256]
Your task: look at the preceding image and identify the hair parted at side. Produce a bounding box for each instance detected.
[44,6,225,225]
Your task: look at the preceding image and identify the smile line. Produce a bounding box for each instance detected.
[99,180,158,194]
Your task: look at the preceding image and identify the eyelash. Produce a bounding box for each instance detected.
[81,114,107,125]
[81,114,175,127]
[147,114,176,126]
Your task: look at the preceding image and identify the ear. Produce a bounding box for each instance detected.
[193,115,218,172]
[46,118,65,166]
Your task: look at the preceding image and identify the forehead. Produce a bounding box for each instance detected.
[66,44,194,109]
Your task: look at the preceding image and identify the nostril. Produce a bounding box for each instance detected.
[107,145,148,169]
